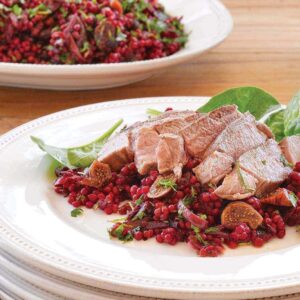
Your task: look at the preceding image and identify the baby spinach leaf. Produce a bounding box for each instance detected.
[31,119,123,168]
[198,87,280,120]
[284,91,300,137]
[264,109,285,142]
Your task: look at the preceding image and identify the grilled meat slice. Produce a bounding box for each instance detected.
[180,105,242,159]
[193,151,234,185]
[279,135,300,165]
[156,133,187,178]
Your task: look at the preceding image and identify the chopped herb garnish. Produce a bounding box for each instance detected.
[199,214,207,220]
[296,225,300,232]
[110,216,127,223]
[157,178,177,191]
[191,186,197,197]
[280,155,294,168]
[135,195,144,206]
[80,41,90,53]
[236,162,255,193]
[146,108,163,117]
[112,224,133,242]
[205,226,220,234]
[116,28,127,42]
[191,225,208,246]
[182,195,194,206]
[12,4,22,16]
[288,191,298,208]
[28,3,51,18]
[132,210,145,221]
[261,160,267,165]
[238,242,251,246]
[71,208,84,217]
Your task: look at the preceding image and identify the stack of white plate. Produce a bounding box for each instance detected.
[1,97,300,300]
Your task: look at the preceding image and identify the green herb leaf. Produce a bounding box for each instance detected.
[28,3,51,18]
[12,4,22,16]
[132,210,145,221]
[280,154,294,168]
[135,195,144,206]
[236,162,255,193]
[284,91,300,137]
[205,226,220,234]
[199,214,207,220]
[191,186,197,197]
[71,208,84,217]
[198,87,280,120]
[157,178,177,191]
[287,191,298,208]
[31,119,123,168]
[146,108,163,117]
[182,196,194,206]
[80,41,90,53]
[109,217,127,223]
[265,109,285,142]
[112,224,133,242]
[191,224,208,246]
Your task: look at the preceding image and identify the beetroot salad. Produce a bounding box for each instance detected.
[32,87,300,257]
[0,0,188,64]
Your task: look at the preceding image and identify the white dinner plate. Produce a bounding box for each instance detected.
[1,249,300,300]
[0,0,232,90]
[1,97,300,300]
[0,248,157,300]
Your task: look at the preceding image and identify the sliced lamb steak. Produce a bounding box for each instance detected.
[280,135,300,165]
[193,151,234,185]
[98,130,134,171]
[215,139,292,199]
[215,165,257,200]
[97,111,195,172]
[133,127,160,175]
[180,105,242,159]
[204,113,267,160]
[156,133,187,178]
[195,113,267,185]
[238,139,292,196]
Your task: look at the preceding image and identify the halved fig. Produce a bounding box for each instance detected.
[81,161,112,188]
[221,201,263,229]
[260,188,297,207]
[147,173,177,199]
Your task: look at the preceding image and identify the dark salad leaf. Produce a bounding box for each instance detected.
[198,86,280,120]
[31,119,123,168]
[265,109,285,142]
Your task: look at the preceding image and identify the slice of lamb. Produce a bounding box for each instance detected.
[156,133,187,178]
[133,127,160,175]
[153,111,201,135]
[256,122,274,139]
[98,130,134,171]
[238,139,292,196]
[193,151,234,185]
[280,135,300,165]
[180,105,241,159]
[215,165,257,200]
[204,113,267,160]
